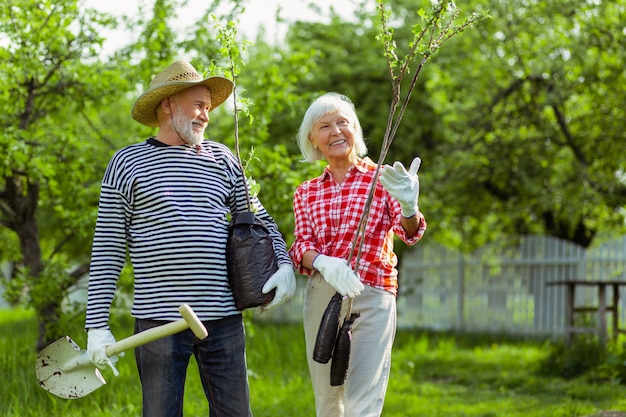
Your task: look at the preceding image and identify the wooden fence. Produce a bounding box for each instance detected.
[264,235,626,340]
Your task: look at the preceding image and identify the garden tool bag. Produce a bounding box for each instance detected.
[226,211,277,310]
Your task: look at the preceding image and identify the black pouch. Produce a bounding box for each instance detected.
[313,292,343,364]
[330,312,360,386]
[226,211,278,310]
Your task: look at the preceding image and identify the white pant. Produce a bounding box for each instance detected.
[303,274,396,417]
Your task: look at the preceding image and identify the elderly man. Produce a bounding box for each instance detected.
[85,60,295,417]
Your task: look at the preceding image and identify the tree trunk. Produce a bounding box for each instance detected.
[4,175,59,350]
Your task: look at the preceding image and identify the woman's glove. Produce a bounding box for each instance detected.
[313,255,364,298]
[262,264,297,310]
[379,156,421,217]
[87,329,122,376]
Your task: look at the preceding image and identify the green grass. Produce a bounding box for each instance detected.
[2,308,626,417]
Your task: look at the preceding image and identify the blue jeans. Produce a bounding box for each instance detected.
[134,314,253,417]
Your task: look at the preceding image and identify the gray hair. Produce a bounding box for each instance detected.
[296,92,367,162]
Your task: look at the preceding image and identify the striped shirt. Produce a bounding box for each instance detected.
[289,157,426,295]
[85,138,291,329]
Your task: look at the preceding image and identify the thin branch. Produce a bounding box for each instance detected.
[215,20,252,211]
[348,1,488,269]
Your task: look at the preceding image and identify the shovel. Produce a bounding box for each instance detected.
[35,304,208,399]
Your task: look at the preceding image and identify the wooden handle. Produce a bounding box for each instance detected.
[178,304,208,339]
[105,304,208,357]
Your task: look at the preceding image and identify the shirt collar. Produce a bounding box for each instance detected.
[317,157,374,182]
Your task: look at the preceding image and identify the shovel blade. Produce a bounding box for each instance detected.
[35,336,106,399]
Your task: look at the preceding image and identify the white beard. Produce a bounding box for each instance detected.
[172,108,205,145]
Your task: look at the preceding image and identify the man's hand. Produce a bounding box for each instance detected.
[262,264,297,310]
[313,254,364,298]
[379,156,421,217]
[87,329,122,376]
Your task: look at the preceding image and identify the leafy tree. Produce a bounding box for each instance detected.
[0,0,132,349]
[423,0,626,250]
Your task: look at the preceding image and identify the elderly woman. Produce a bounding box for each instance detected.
[289,92,427,417]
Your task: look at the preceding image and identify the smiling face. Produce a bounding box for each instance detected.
[309,111,357,166]
[167,85,212,145]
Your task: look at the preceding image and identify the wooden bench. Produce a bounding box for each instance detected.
[546,279,626,346]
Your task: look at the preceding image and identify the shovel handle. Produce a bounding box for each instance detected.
[178,304,209,339]
[104,304,208,358]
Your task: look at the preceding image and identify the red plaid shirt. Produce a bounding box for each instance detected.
[289,157,426,295]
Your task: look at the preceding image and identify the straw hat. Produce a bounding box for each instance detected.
[132,61,234,127]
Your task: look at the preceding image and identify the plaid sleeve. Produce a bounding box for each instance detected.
[289,184,319,275]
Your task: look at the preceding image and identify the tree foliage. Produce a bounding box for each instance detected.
[0,0,133,348]
[422,0,626,250]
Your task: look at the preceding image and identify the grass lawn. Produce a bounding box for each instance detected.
[2,308,626,416]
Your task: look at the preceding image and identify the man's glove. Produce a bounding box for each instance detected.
[262,264,297,310]
[87,329,122,376]
[313,254,364,298]
[379,156,421,217]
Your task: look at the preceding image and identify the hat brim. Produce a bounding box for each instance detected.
[132,76,234,127]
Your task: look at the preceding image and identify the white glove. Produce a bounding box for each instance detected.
[379,157,421,217]
[87,329,122,376]
[262,264,297,310]
[313,254,364,298]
